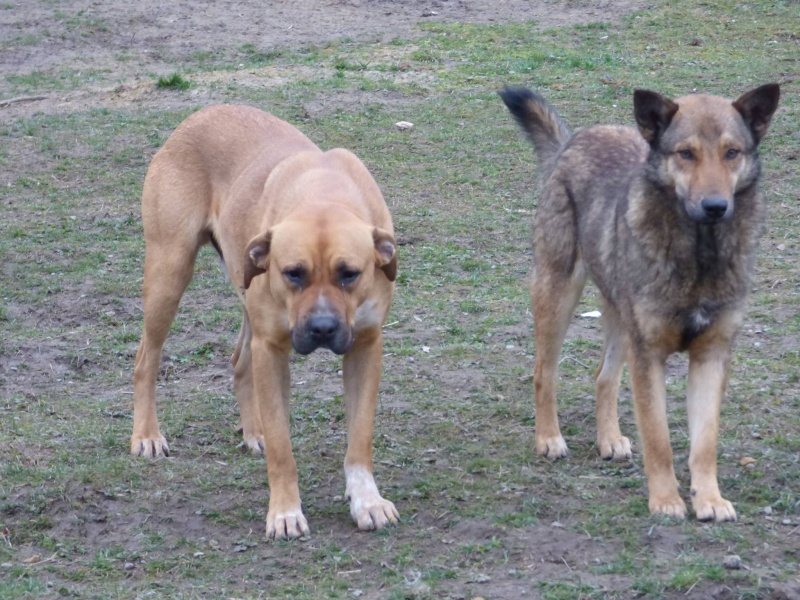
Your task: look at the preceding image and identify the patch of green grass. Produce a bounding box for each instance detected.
[156,72,191,91]
[667,561,726,591]
[238,43,283,66]
[0,575,48,596]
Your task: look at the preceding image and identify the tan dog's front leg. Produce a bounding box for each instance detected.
[686,343,736,522]
[251,337,309,540]
[628,349,685,518]
[342,330,399,531]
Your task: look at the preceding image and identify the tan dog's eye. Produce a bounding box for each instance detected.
[338,267,361,287]
[677,148,695,160]
[283,267,306,287]
[725,148,741,160]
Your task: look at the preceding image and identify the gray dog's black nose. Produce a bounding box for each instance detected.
[308,315,339,339]
[701,197,729,220]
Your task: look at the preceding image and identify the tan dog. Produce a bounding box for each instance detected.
[131,105,399,539]
[501,84,780,521]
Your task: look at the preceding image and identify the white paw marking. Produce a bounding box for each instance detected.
[345,465,399,531]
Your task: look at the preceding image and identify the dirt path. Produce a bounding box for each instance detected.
[2,0,644,106]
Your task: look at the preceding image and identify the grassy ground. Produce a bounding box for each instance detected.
[1,0,799,598]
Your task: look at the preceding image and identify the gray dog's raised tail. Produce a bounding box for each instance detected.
[499,86,572,171]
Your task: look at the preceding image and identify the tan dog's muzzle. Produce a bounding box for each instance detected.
[292,310,353,355]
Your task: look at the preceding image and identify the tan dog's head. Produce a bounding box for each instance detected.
[633,84,780,224]
[242,209,396,355]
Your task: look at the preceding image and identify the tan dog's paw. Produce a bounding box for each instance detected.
[237,435,265,457]
[266,508,310,540]
[349,495,399,532]
[131,435,170,458]
[692,493,736,522]
[535,435,568,459]
[345,466,399,532]
[649,494,687,519]
[598,435,632,461]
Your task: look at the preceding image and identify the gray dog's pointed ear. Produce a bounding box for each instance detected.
[373,228,397,282]
[243,230,272,290]
[633,89,679,145]
[733,83,780,145]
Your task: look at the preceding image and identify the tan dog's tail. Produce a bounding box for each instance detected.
[499,87,572,178]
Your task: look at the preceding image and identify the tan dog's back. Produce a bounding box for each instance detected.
[141,106,318,246]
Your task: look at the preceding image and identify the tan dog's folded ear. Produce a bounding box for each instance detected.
[244,231,272,289]
[373,228,397,282]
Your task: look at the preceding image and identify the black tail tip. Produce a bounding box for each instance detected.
[498,85,535,115]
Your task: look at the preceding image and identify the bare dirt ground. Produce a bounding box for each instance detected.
[4,0,644,73]
[1,0,644,116]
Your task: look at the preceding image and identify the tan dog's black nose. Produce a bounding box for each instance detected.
[308,314,339,339]
[292,313,352,355]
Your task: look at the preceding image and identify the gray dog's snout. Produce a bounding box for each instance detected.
[701,197,729,221]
